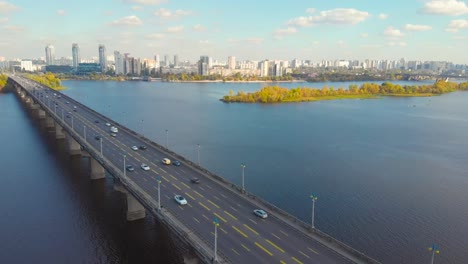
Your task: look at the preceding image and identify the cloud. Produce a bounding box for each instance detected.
[199,40,209,44]
[245,38,264,45]
[361,44,383,48]
[446,19,468,32]
[2,25,24,32]
[131,6,142,11]
[175,9,192,16]
[166,25,184,33]
[383,26,405,38]
[388,42,407,47]
[110,15,142,26]
[420,0,468,16]
[56,10,66,16]
[273,27,297,39]
[378,13,388,20]
[0,1,19,13]
[360,33,369,38]
[193,24,205,31]
[0,17,8,23]
[154,8,192,18]
[306,8,316,14]
[154,8,171,17]
[453,35,467,39]
[124,0,167,5]
[404,24,432,31]
[145,33,164,39]
[288,8,370,27]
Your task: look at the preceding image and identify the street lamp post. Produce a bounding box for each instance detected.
[241,164,246,192]
[213,217,219,263]
[165,129,168,149]
[310,194,318,229]
[84,125,86,141]
[197,144,201,165]
[100,138,103,156]
[157,177,162,211]
[71,115,74,130]
[428,244,440,264]
[123,154,126,177]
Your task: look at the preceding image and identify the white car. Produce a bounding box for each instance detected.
[141,163,150,171]
[105,122,111,126]
[110,133,117,137]
[131,146,138,151]
[253,209,268,219]
[162,158,171,165]
[174,195,187,205]
[110,126,118,133]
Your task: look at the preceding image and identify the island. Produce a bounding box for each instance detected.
[0,74,7,91]
[24,73,66,90]
[221,81,468,103]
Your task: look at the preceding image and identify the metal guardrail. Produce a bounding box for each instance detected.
[11,76,379,264]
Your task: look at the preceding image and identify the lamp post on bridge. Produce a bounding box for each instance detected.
[428,244,440,264]
[157,177,162,211]
[71,115,74,131]
[123,154,126,177]
[241,164,246,193]
[165,129,168,149]
[310,194,318,229]
[100,137,103,156]
[84,125,86,141]
[213,217,220,263]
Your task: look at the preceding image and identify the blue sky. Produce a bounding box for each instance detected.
[1,0,468,63]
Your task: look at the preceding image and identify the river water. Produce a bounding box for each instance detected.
[1,80,467,263]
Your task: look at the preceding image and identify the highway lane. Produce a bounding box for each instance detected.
[18,76,357,264]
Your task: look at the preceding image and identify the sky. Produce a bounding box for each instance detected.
[1,0,468,63]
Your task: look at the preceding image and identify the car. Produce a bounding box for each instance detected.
[126,165,135,172]
[131,146,138,151]
[173,160,181,166]
[57,95,61,98]
[73,109,77,112]
[190,178,200,184]
[73,106,77,109]
[253,209,268,219]
[110,126,118,133]
[66,101,69,104]
[66,115,71,118]
[139,145,147,150]
[141,163,150,171]
[94,135,101,140]
[110,133,117,137]
[162,158,171,165]
[174,195,187,205]
[105,122,111,126]
[94,120,100,123]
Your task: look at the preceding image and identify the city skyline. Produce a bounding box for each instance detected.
[1,1,468,63]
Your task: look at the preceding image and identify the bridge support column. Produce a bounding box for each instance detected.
[37,109,46,119]
[183,255,200,264]
[55,123,65,139]
[66,133,81,155]
[114,184,146,221]
[45,115,55,128]
[90,158,105,180]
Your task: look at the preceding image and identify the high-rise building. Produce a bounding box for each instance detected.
[154,54,160,68]
[72,43,80,69]
[228,56,236,70]
[45,45,55,65]
[174,55,179,67]
[164,55,169,67]
[260,60,269,77]
[98,44,107,72]
[114,51,124,75]
[198,55,210,75]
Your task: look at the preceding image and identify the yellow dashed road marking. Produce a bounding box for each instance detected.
[232,225,248,238]
[255,242,273,256]
[181,182,191,189]
[185,192,196,200]
[243,224,259,235]
[172,183,182,190]
[198,202,211,211]
[193,190,204,198]
[224,211,238,221]
[280,261,287,264]
[291,257,304,264]
[214,212,227,223]
[266,239,285,253]
[207,199,220,208]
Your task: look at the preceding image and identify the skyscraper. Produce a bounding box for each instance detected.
[72,43,80,69]
[164,55,169,67]
[114,51,124,75]
[174,55,179,67]
[198,55,210,76]
[45,45,55,65]
[98,44,107,72]
[228,56,236,70]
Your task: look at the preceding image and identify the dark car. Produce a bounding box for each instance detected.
[173,160,181,166]
[126,165,135,172]
[66,115,71,118]
[94,120,100,123]
[139,145,147,150]
[94,135,101,140]
[190,178,200,184]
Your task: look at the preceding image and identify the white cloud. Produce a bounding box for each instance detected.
[273,27,297,39]
[193,24,205,31]
[453,35,467,39]
[154,8,192,18]
[0,17,8,23]
[166,25,184,33]
[124,0,167,5]
[404,24,432,31]
[110,15,142,26]
[360,33,369,38]
[378,13,388,20]
[421,0,468,16]
[288,8,370,27]
[2,25,24,32]
[361,44,383,48]
[145,33,164,39]
[383,26,405,38]
[199,40,209,44]
[0,1,19,13]
[388,41,407,47]
[306,8,316,14]
[446,19,468,32]
[154,8,171,17]
[56,10,66,16]
[245,38,264,45]
[175,9,192,16]
[131,6,142,11]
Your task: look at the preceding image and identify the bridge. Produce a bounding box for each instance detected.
[7,75,380,264]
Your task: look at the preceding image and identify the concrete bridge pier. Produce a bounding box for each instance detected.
[114,183,146,221]
[66,133,81,155]
[45,115,55,128]
[183,255,200,264]
[37,109,46,119]
[55,123,65,139]
[90,158,105,180]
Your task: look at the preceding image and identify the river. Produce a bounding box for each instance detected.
[1,80,467,263]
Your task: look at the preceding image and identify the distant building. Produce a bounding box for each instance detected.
[98,44,107,72]
[45,45,55,65]
[260,60,269,77]
[77,63,101,75]
[198,55,210,76]
[228,56,236,70]
[20,60,33,72]
[273,63,282,77]
[45,65,73,73]
[174,55,179,67]
[72,43,80,69]
[154,54,160,68]
[114,51,124,75]
[164,55,169,67]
